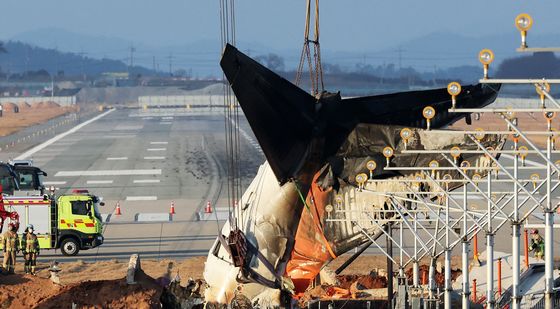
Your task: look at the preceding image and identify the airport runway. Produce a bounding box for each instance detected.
[2,108,264,262]
[2,107,560,267]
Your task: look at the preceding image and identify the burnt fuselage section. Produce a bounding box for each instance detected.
[204,44,502,305]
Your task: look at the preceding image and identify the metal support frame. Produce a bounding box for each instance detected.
[327,77,560,309]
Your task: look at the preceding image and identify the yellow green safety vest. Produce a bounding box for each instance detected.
[23,233,39,253]
[3,231,18,252]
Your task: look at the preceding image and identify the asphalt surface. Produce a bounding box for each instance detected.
[2,107,559,268]
[1,108,264,262]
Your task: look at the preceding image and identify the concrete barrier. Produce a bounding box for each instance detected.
[197,211,229,221]
[101,213,112,223]
[135,213,172,222]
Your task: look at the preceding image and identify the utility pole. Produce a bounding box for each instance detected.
[76,51,87,81]
[395,47,404,72]
[167,53,174,76]
[129,44,136,68]
[153,56,157,73]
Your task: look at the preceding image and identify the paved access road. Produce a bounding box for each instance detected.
[3,108,263,262]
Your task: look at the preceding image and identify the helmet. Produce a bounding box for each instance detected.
[27,224,34,230]
[532,229,539,234]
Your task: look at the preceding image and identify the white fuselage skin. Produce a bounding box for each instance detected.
[204,162,300,306]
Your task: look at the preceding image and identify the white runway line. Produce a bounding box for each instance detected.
[126,196,158,201]
[102,134,137,139]
[147,148,166,151]
[87,180,114,184]
[161,116,174,120]
[115,125,143,131]
[500,153,546,168]
[15,109,115,160]
[55,169,162,177]
[160,122,172,125]
[133,179,161,183]
[150,142,168,145]
[107,157,128,161]
[144,156,166,160]
[43,181,67,185]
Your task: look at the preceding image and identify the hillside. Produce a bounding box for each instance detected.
[0,41,155,77]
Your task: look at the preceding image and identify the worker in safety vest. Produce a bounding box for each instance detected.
[2,223,19,274]
[22,224,39,275]
[530,229,545,260]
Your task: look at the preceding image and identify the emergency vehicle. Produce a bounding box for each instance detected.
[0,190,105,256]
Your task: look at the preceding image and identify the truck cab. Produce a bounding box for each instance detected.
[0,163,19,195]
[12,165,47,196]
[0,190,105,256]
[55,191,104,256]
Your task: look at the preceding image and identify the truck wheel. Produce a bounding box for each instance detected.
[61,238,80,256]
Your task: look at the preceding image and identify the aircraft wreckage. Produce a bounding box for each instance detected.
[203,44,503,307]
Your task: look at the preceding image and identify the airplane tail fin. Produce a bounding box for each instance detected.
[220,44,317,183]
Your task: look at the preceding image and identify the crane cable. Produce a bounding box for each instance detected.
[295,0,324,96]
[219,0,242,232]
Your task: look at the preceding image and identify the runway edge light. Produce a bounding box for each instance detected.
[479,49,494,79]
[447,82,462,109]
[515,13,533,49]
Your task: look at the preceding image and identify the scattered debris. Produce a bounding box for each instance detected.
[127,254,141,284]
[48,261,62,285]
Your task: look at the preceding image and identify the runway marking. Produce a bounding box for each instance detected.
[115,125,143,131]
[144,156,166,160]
[150,142,168,145]
[43,181,67,185]
[102,134,137,139]
[501,154,546,168]
[107,157,128,161]
[147,148,166,151]
[15,109,114,160]
[133,179,160,184]
[55,169,161,177]
[87,180,114,184]
[126,196,158,201]
[226,116,263,154]
[162,116,174,120]
[160,122,172,125]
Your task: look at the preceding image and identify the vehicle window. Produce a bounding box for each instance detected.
[0,166,15,193]
[18,172,35,190]
[71,200,90,216]
[38,174,45,187]
[0,177,15,194]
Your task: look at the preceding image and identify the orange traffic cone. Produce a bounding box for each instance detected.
[169,201,176,215]
[115,202,122,216]
[205,201,213,213]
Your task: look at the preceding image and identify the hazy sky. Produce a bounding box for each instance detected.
[1,0,560,51]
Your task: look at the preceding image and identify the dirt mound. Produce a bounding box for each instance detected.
[17,102,32,110]
[1,102,19,112]
[0,274,64,308]
[37,273,161,309]
[0,270,162,309]
[336,273,387,289]
[31,101,60,109]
